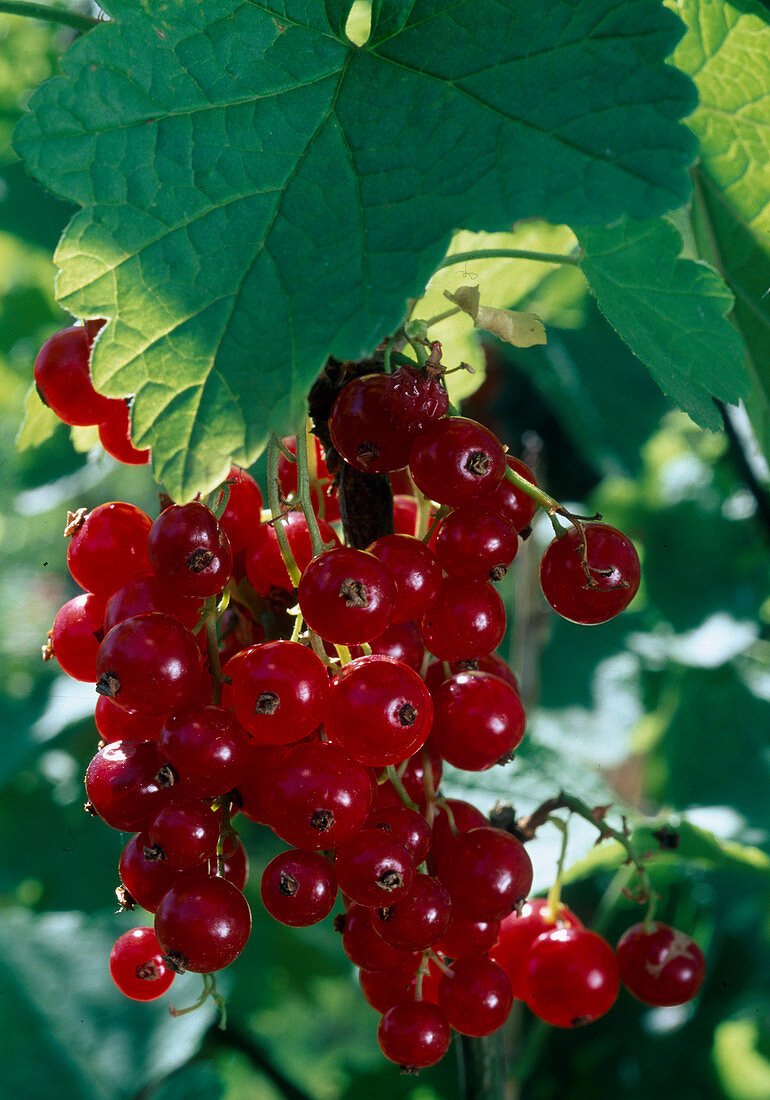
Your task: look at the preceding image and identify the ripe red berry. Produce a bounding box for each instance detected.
[50,592,106,682]
[491,898,582,999]
[419,576,506,662]
[147,797,219,870]
[408,416,507,507]
[95,613,202,715]
[148,501,233,599]
[34,325,120,426]
[540,522,641,624]
[103,573,202,635]
[215,466,264,553]
[434,914,501,959]
[438,954,513,1036]
[372,874,452,951]
[333,828,416,907]
[359,960,441,1013]
[298,548,397,644]
[616,922,706,1007]
[109,927,175,1001]
[523,927,620,1027]
[339,904,422,972]
[435,505,518,582]
[437,827,533,920]
[157,705,248,798]
[365,806,432,865]
[85,739,169,832]
[67,502,152,598]
[228,640,330,745]
[432,670,525,770]
[98,401,151,465]
[378,1001,451,1069]
[329,374,413,473]
[367,534,442,624]
[119,832,184,913]
[245,510,340,595]
[260,849,337,926]
[154,872,251,973]
[480,456,539,532]
[325,655,433,768]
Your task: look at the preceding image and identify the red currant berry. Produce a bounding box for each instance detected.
[434,914,501,959]
[438,954,513,1036]
[333,828,416,907]
[98,401,151,465]
[215,466,263,553]
[50,593,106,682]
[491,898,582,999]
[409,417,506,507]
[540,523,641,624]
[260,849,337,926]
[385,362,449,435]
[435,505,518,582]
[109,927,175,1001]
[245,510,339,595]
[67,502,152,598]
[393,494,419,536]
[479,456,539,532]
[430,798,488,863]
[616,922,706,1007]
[95,696,166,742]
[96,613,202,715]
[146,798,219,870]
[367,534,442,624]
[365,806,432,865]
[369,620,425,671]
[149,502,232,599]
[157,705,248,799]
[437,827,533,920]
[34,325,120,426]
[298,548,397,644]
[339,904,421,972]
[329,374,413,473]
[378,1001,451,1069]
[326,655,433,768]
[119,832,184,913]
[229,640,329,745]
[419,576,506,661]
[103,573,202,634]
[359,960,441,1013]
[524,927,620,1027]
[85,740,169,831]
[432,671,525,771]
[154,872,251,973]
[372,874,452,951]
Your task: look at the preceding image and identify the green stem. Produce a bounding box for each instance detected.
[0,1,98,30]
[384,764,419,812]
[437,247,580,270]
[295,421,326,557]
[545,815,570,916]
[505,465,561,515]
[267,433,301,588]
[204,596,225,706]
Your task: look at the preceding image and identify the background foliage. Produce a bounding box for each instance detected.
[1,2,769,1098]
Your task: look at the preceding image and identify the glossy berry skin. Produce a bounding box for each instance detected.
[149,502,233,599]
[215,466,263,553]
[98,401,151,465]
[147,798,219,870]
[85,740,168,832]
[365,806,432,865]
[434,914,501,960]
[435,506,518,582]
[430,798,488,863]
[408,417,507,507]
[96,613,202,715]
[260,849,337,926]
[298,548,397,644]
[94,696,166,743]
[359,959,442,1013]
[329,374,413,473]
[229,641,330,745]
[157,705,248,798]
[540,523,641,625]
[326,656,433,767]
[419,577,506,662]
[378,1001,451,1069]
[367,534,442,624]
[109,927,175,1001]
[392,494,419,537]
[523,927,620,1027]
[339,904,422,972]
[119,832,184,913]
[261,740,373,850]
[616,922,706,1007]
[424,653,519,696]
[246,510,340,595]
[385,363,449,435]
[400,744,443,807]
[369,621,425,672]
[372,874,452,951]
[438,955,513,1036]
[491,898,583,999]
[334,828,416,907]
[437,828,533,920]
[480,456,539,533]
[154,872,252,973]
[103,573,202,634]
[67,502,152,598]
[34,325,120,426]
[50,593,106,682]
[432,671,525,771]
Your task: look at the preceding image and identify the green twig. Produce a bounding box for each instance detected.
[267,433,301,589]
[437,248,581,270]
[0,1,98,30]
[295,421,327,558]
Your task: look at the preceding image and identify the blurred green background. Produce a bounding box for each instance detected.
[2,11,770,1100]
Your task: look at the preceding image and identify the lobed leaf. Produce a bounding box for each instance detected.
[16,0,697,498]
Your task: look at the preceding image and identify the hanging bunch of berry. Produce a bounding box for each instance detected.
[36,315,708,1073]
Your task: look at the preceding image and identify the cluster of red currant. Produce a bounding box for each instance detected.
[39,322,704,1072]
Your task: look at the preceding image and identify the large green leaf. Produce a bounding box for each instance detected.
[665,0,770,461]
[15,0,697,499]
[577,217,750,429]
